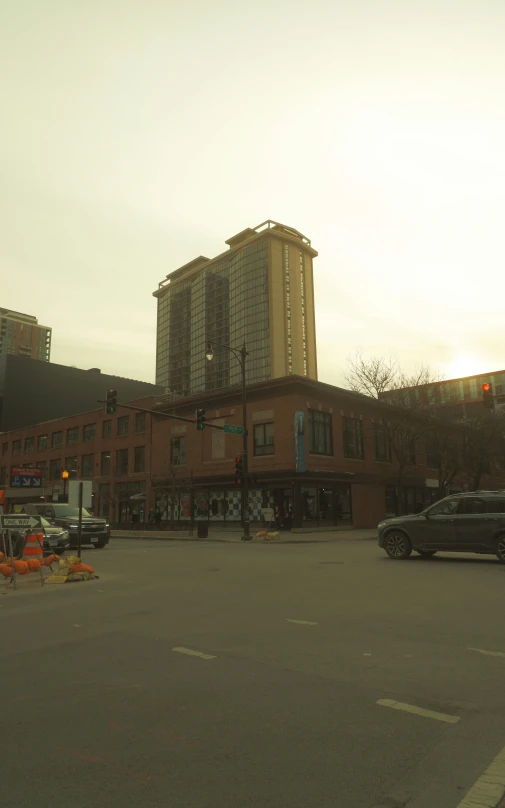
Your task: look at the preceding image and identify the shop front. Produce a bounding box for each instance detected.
[385,484,441,517]
[298,482,352,528]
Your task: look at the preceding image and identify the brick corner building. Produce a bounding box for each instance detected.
[3,375,499,529]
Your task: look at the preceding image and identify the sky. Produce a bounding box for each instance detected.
[2,0,505,387]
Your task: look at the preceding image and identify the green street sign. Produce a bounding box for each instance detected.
[224,424,244,435]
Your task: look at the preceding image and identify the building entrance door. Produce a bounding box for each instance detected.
[271,488,293,529]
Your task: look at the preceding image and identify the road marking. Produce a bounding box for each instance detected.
[468,646,505,658]
[377,698,460,724]
[286,619,318,626]
[456,743,505,807]
[172,646,216,660]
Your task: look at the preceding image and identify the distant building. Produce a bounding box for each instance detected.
[0,354,163,432]
[2,375,493,527]
[380,370,505,418]
[0,308,52,361]
[153,220,318,397]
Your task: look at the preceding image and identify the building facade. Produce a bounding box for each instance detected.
[0,308,51,361]
[3,376,499,529]
[0,354,163,432]
[380,369,505,417]
[153,221,318,396]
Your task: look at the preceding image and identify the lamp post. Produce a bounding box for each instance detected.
[61,470,69,502]
[205,341,251,540]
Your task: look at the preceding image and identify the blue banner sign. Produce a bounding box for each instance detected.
[294,411,306,472]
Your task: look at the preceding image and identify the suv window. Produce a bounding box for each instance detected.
[461,497,489,515]
[462,497,505,514]
[427,497,461,516]
[487,499,505,514]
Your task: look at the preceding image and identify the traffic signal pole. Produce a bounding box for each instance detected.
[240,344,250,541]
[98,400,226,430]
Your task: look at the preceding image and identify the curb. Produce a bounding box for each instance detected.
[110,534,377,545]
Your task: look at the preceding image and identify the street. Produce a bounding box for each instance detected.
[2,538,505,808]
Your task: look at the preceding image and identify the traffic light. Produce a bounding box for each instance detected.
[234,455,243,485]
[482,383,494,410]
[105,389,117,414]
[196,408,206,430]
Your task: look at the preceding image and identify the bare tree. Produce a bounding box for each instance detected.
[344,351,448,513]
[423,414,465,497]
[344,350,441,402]
[460,411,505,490]
[151,464,188,528]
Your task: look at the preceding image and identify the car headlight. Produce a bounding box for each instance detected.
[378,521,387,528]
[105,523,110,528]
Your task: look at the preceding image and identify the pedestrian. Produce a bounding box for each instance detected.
[274,504,281,530]
[286,504,293,530]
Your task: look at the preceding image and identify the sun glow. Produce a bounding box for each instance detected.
[445,355,484,380]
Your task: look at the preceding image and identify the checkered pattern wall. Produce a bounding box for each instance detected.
[162,489,274,522]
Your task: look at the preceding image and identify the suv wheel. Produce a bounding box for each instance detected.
[495,535,505,564]
[384,530,412,560]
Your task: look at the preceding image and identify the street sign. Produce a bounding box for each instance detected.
[68,480,92,509]
[0,514,42,530]
[10,467,43,488]
[224,424,244,435]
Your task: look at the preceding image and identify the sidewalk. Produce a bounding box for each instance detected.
[110,527,377,544]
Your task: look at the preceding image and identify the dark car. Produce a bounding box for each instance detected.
[378,491,505,562]
[10,516,70,557]
[24,503,110,549]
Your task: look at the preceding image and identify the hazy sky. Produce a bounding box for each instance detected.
[2,0,505,386]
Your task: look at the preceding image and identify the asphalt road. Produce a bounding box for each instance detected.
[2,539,505,808]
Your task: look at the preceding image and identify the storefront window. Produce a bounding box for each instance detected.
[302,487,318,523]
[318,488,334,524]
[335,485,352,524]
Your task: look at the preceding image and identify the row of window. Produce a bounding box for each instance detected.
[1,413,147,458]
[308,411,416,463]
[170,424,274,466]
[0,410,428,471]
[0,446,147,484]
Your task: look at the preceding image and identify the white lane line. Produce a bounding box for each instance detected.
[468,646,505,658]
[456,743,505,807]
[172,646,216,660]
[286,619,318,626]
[377,698,460,725]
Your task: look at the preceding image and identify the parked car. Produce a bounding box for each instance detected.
[8,516,69,557]
[24,503,110,549]
[378,491,505,562]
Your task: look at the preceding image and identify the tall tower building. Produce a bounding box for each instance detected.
[153,220,318,396]
[0,308,52,361]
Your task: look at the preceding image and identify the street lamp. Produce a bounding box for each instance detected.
[205,340,251,540]
[61,469,69,502]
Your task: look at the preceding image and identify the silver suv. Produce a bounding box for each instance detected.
[378,491,505,562]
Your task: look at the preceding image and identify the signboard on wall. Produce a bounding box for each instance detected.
[294,412,306,472]
[10,467,42,488]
